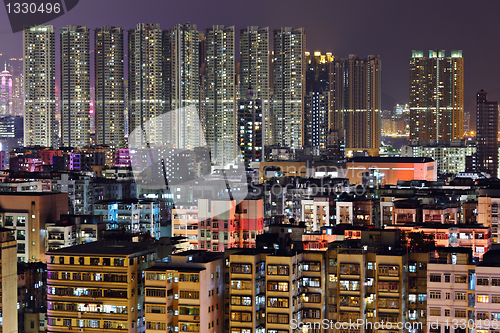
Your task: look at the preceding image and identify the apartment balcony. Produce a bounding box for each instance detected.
[378,307,401,314]
[178,314,201,322]
[339,305,360,312]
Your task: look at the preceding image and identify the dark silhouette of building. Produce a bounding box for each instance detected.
[476,89,498,178]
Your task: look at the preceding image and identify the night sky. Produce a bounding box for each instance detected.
[0,0,499,114]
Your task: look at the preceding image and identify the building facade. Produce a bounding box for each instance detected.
[409,50,464,145]
[46,241,156,332]
[198,198,264,251]
[0,192,68,263]
[205,25,237,167]
[238,89,263,168]
[239,26,271,146]
[0,228,17,333]
[23,25,56,147]
[329,54,381,156]
[476,89,499,178]
[272,27,306,151]
[60,25,91,148]
[144,251,224,333]
[95,26,125,148]
[0,66,13,116]
[304,51,333,150]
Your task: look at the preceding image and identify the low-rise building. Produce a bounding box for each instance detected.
[226,249,325,333]
[94,199,161,239]
[198,198,264,251]
[171,204,199,251]
[427,248,476,333]
[46,241,156,332]
[144,250,224,333]
[402,141,476,175]
[46,215,105,251]
[346,157,437,185]
[387,224,491,260]
[0,192,68,262]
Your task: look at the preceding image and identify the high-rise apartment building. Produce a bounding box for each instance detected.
[330,54,381,156]
[476,89,498,178]
[205,25,236,167]
[304,52,332,150]
[128,23,164,147]
[239,26,271,145]
[47,241,156,332]
[426,249,476,333]
[0,228,17,333]
[272,27,305,150]
[0,66,13,115]
[409,50,464,145]
[0,192,68,263]
[60,25,90,148]
[23,25,56,147]
[95,26,125,148]
[163,23,202,150]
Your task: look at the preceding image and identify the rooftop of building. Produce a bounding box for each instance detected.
[387,223,489,230]
[46,241,155,256]
[48,220,104,227]
[347,157,434,164]
[145,264,206,273]
[0,192,64,197]
[94,198,158,205]
[170,250,224,263]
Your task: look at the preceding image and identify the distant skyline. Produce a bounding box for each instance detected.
[0,0,499,113]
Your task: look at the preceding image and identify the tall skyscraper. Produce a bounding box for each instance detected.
[329,54,381,156]
[409,50,464,145]
[128,23,164,147]
[476,89,498,178]
[304,51,333,149]
[239,26,271,145]
[163,23,202,149]
[95,26,125,148]
[0,66,13,116]
[60,25,91,148]
[272,27,305,150]
[23,25,56,147]
[205,25,236,166]
[7,58,23,116]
